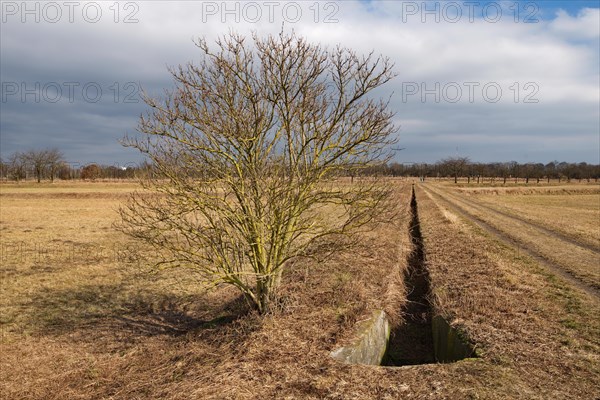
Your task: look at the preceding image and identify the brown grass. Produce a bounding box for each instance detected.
[424,183,600,289]
[416,185,600,398]
[0,181,410,398]
[471,193,600,248]
[1,181,599,399]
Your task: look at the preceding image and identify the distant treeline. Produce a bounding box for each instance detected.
[0,149,151,182]
[1,150,599,183]
[369,157,600,183]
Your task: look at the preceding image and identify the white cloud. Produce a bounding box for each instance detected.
[549,8,600,40]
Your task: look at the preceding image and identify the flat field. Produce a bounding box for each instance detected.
[423,182,600,290]
[1,180,599,399]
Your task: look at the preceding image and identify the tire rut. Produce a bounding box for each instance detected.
[431,185,600,256]
[420,185,600,299]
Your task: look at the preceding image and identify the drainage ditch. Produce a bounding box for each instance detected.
[382,186,475,366]
[330,186,476,366]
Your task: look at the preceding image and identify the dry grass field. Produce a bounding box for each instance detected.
[416,183,600,397]
[453,183,600,248]
[1,180,599,399]
[423,182,600,291]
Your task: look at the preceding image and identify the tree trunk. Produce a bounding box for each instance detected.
[255,270,283,315]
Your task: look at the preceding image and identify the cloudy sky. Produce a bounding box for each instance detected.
[1,0,599,166]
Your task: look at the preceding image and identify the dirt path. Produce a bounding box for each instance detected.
[433,186,600,255]
[420,184,600,299]
[423,183,600,286]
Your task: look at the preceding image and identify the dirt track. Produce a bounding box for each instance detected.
[430,185,600,255]
[420,184,600,299]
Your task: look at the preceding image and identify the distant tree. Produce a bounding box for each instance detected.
[81,164,101,181]
[0,157,8,180]
[508,161,520,183]
[523,163,534,184]
[557,162,570,182]
[102,165,132,180]
[46,149,64,182]
[57,162,73,180]
[531,163,544,184]
[593,165,600,182]
[388,162,403,177]
[7,152,27,182]
[123,166,137,179]
[545,161,558,183]
[23,149,50,183]
[14,148,65,182]
[472,163,480,183]
[576,162,591,182]
[440,157,470,184]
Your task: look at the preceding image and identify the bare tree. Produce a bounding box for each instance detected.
[0,157,8,180]
[57,162,73,180]
[440,157,470,184]
[119,31,398,314]
[46,148,64,182]
[7,152,27,182]
[23,149,49,183]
